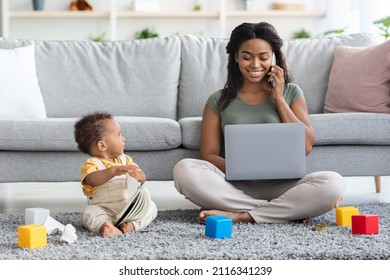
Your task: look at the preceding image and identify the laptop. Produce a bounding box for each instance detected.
[224,123,306,180]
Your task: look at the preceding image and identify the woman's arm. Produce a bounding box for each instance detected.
[269,65,315,155]
[274,95,315,155]
[200,105,226,172]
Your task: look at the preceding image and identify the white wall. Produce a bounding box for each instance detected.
[2,0,388,40]
[323,0,389,41]
[353,0,390,41]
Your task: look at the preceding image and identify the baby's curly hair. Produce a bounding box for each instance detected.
[74,111,113,155]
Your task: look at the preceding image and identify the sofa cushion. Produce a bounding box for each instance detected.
[0,36,181,119]
[179,117,202,149]
[180,113,390,150]
[323,40,390,114]
[282,33,376,114]
[178,34,376,119]
[0,44,46,118]
[116,117,182,150]
[0,117,181,151]
[178,35,228,119]
[310,113,390,145]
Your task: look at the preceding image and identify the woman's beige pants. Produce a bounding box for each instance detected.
[173,158,346,223]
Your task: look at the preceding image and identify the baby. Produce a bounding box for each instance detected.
[74,112,157,237]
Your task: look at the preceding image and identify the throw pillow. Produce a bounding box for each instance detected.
[0,44,47,118]
[324,40,390,114]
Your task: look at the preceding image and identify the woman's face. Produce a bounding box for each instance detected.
[235,38,273,84]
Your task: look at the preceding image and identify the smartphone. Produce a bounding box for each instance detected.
[270,53,276,88]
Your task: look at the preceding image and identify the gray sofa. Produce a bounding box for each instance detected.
[0,33,389,191]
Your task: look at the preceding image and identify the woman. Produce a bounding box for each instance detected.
[173,22,346,224]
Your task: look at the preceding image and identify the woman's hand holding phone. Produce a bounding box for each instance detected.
[268,54,285,103]
[270,67,276,88]
[270,53,276,88]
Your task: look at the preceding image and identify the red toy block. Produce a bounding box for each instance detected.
[351,215,379,235]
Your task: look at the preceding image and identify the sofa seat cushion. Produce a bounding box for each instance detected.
[310,113,390,145]
[0,117,181,151]
[116,117,181,150]
[180,113,390,150]
[179,117,202,149]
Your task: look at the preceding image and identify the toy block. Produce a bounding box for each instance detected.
[43,216,65,234]
[25,208,50,225]
[205,215,232,239]
[352,215,379,235]
[336,206,359,226]
[18,224,47,248]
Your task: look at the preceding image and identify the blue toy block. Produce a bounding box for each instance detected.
[205,215,232,239]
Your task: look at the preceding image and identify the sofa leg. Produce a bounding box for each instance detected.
[374,176,381,193]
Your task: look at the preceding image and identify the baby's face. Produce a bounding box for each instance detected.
[101,119,125,157]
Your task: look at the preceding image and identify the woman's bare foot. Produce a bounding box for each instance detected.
[119,222,135,234]
[198,210,254,224]
[298,217,311,224]
[100,223,122,237]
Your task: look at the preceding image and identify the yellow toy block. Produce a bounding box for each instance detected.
[336,206,359,226]
[18,224,47,248]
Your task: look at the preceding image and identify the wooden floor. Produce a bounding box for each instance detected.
[0,176,389,214]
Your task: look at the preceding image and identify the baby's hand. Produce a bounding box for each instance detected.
[113,166,132,176]
[113,164,146,184]
[126,164,141,178]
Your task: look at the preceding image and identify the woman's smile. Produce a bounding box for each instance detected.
[248,69,265,78]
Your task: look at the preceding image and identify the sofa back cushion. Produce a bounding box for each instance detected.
[178,35,229,119]
[178,33,376,118]
[0,36,181,119]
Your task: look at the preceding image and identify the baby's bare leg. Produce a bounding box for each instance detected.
[100,223,122,237]
[198,210,254,224]
[119,222,135,234]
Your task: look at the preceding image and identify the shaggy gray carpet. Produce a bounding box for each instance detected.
[1,203,389,260]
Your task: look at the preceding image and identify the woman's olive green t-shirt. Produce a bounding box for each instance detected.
[206,83,304,130]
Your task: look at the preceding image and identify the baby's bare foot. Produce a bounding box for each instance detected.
[198,210,254,224]
[100,223,122,237]
[119,222,135,234]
